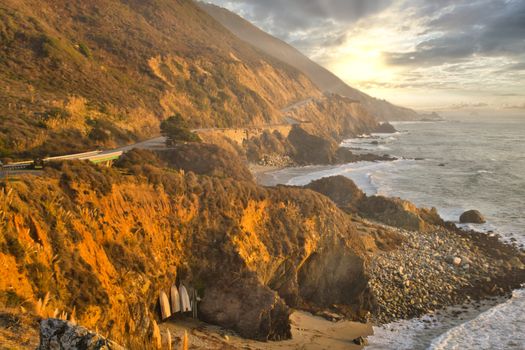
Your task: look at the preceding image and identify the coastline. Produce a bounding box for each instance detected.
[248,164,287,185]
[249,155,525,348]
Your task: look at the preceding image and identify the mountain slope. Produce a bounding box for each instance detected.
[199,2,420,121]
[0,0,324,157]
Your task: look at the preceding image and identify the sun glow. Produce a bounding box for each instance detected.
[328,47,391,84]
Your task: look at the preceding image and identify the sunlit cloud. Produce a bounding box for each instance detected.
[205,0,525,111]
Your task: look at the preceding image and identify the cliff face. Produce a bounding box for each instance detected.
[0,0,322,157]
[199,3,420,121]
[0,156,375,346]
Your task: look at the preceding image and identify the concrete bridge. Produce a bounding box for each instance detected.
[194,123,299,145]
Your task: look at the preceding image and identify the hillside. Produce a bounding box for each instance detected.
[199,2,420,121]
[0,0,330,157]
[0,152,375,346]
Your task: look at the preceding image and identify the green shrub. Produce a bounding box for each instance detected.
[78,42,92,58]
[160,113,201,145]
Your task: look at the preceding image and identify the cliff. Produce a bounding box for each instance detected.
[199,3,420,121]
[0,153,376,346]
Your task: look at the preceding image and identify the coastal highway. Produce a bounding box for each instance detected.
[0,97,314,174]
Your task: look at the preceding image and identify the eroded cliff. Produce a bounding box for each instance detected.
[0,153,375,347]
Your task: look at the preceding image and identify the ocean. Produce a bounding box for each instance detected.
[260,115,525,349]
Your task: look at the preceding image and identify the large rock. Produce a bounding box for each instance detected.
[38,319,124,350]
[459,210,486,224]
[287,126,338,165]
[359,196,443,232]
[374,122,397,133]
[304,176,365,213]
[199,277,291,341]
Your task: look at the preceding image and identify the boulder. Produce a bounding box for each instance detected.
[199,277,291,341]
[37,319,124,350]
[459,210,486,224]
[374,122,397,133]
[304,176,365,213]
[352,336,369,346]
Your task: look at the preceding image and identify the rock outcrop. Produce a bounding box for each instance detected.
[304,176,365,213]
[359,196,444,232]
[374,122,397,133]
[460,210,486,224]
[304,176,445,232]
[37,319,124,350]
[199,277,291,341]
[244,126,393,166]
[287,126,338,165]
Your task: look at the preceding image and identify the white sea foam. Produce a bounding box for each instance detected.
[429,289,525,350]
[282,159,412,196]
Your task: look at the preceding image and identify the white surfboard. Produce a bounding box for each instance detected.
[159,291,171,320]
[179,285,192,312]
[170,284,181,313]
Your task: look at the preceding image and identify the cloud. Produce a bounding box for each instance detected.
[385,0,525,66]
[504,103,525,109]
[203,0,393,53]
[507,62,525,71]
[206,0,393,30]
[203,0,525,109]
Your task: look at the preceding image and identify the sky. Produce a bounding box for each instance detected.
[205,0,525,112]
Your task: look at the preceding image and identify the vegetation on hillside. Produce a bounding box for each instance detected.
[0,0,319,158]
[0,151,374,346]
[160,114,201,145]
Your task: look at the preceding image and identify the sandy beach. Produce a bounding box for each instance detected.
[161,310,373,350]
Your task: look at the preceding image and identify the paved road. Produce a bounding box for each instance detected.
[280,97,314,113]
[1,97,315,174]
[106,136,167,154]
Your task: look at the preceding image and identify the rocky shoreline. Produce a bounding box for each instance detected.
[367,223,525,324]
[251,166,525,331]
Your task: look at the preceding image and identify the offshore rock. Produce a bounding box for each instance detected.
[37,319,124,350]
[460,210,486,224]
[374,122,397,133]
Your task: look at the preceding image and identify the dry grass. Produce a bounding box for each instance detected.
[0,0,319,158]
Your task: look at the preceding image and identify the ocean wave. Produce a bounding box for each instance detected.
[429,289,525,350]
[282,159,413,196]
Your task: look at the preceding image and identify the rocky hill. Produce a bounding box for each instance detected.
[0,0,321,157]
[0,0,384,160]
[0,151,376,347]
[199,2,420,122]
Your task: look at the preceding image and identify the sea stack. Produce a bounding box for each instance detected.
[374,122,397,133]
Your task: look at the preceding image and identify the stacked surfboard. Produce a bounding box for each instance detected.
[159,284,194,320]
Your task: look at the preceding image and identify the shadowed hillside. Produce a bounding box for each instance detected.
[199,2,420,121]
